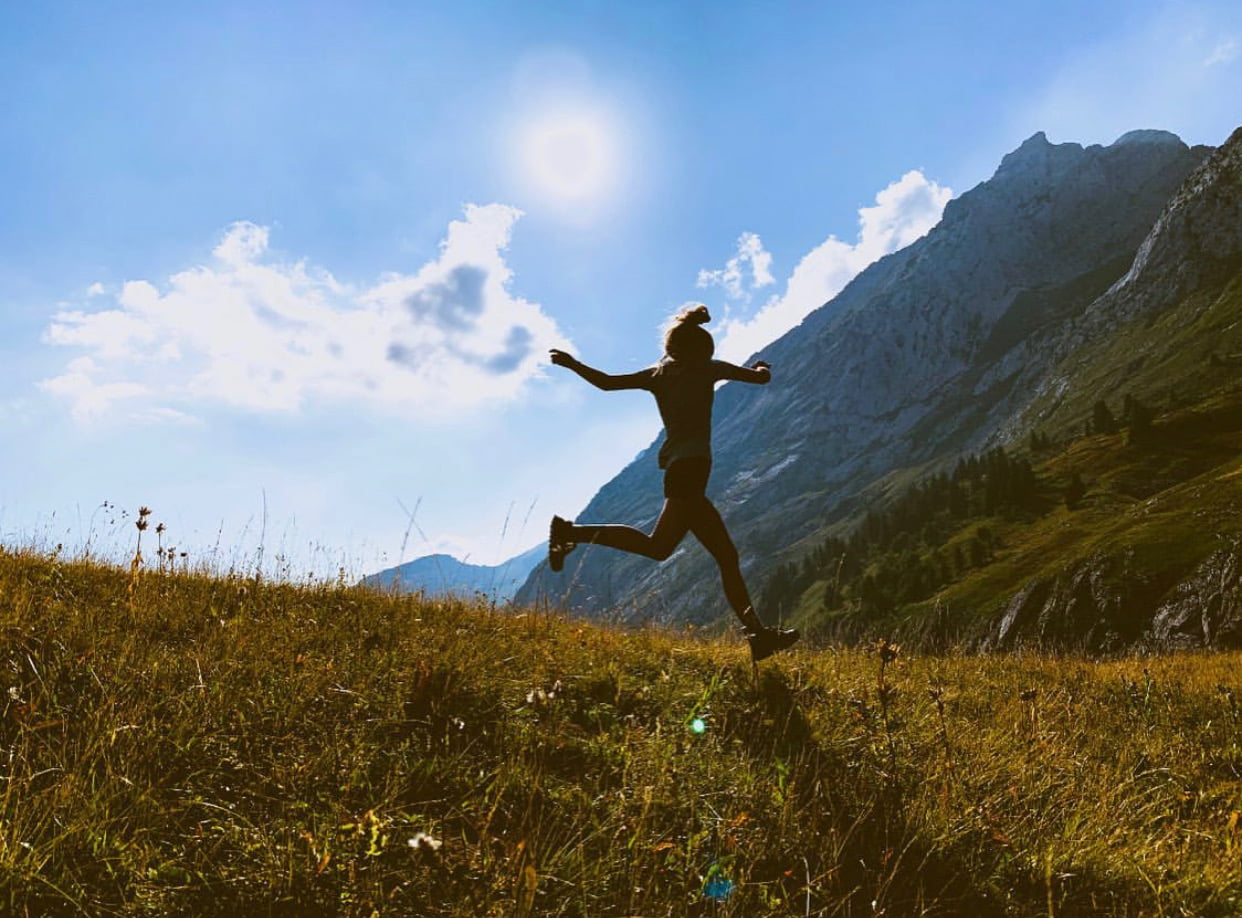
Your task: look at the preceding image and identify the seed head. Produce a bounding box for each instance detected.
[1019,688,1037,703]
[138,506,152,518]
[876,638,900,664]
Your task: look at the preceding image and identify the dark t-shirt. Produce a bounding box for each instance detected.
[638,358,737,469]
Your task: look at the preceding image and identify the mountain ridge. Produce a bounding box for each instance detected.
[365,543,543,600]
[516,128,1220,633]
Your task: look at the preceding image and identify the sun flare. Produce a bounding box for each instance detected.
[521,114,616,202]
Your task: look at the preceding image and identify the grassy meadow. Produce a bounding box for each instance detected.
[2,545,1242,916]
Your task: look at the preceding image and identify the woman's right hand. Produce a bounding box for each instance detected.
[549,348,577,368]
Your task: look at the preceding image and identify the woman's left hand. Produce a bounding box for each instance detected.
[549,348,578,368]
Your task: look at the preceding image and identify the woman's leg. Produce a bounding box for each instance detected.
[687,498,765,633]
[570,498,692,561]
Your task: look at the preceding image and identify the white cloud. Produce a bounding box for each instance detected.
[40,357,149,421]
[696,231,774,300]
[41,204,571,422]
[712,171,952,362]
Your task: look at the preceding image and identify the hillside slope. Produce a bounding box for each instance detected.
[3,548,1242,915]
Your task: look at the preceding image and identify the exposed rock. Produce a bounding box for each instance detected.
[1148,548,1242,650]
[985,553,1174,653]
[982,544,1242,654]
[1067,127,1242,338]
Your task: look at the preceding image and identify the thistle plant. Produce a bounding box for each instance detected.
[155,521,166,572]
[126,506,152,609]
[875,638,901,775]
[928,685,956,790]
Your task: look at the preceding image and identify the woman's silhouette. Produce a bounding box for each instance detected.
[547,304,799,661]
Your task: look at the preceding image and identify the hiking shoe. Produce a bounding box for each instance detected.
[747,626,800,662]
[548,515,576,572]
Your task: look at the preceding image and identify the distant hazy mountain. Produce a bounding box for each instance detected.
[365,543,544,601]
[516,128,1218,629]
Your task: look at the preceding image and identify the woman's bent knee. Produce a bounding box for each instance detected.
[650,542,677,561]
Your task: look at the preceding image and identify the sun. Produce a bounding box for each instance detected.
[521,113,616,203]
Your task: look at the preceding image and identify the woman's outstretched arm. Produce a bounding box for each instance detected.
[713,359,772,384]
[549,349,653,391]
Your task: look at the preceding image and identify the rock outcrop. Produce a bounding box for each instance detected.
[985,546,1242,653]
[1149,548,1242,650]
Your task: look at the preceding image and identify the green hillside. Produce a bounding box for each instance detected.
[763,273,1242,649]
[3,548,1242,915]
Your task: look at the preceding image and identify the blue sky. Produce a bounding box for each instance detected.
[2,0,1239,575]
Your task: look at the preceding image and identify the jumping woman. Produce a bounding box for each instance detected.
[547,304,800,662]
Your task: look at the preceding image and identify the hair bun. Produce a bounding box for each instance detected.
[679,304,712,326]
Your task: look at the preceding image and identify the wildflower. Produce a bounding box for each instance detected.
[876,638,900,664]
[525,680,563,707]
[408,832,442,853]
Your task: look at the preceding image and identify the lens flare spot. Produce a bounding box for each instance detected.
[703,866,734,901]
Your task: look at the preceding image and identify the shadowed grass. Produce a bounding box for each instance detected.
[1,546,1241,916]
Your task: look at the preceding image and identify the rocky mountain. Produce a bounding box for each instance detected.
[365,543,543,601]
[977,127,1242,651]
[517,128,1229,635]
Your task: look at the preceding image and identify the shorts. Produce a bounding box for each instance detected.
[663,457,711,500]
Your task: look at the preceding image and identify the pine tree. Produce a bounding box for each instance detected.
[1124,394,1154,445]
[1064,472,1086,510]
[1091,400,1118,435]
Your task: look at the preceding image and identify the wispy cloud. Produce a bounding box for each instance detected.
[1204,37,1238,67]
[41,204,570,422]
[711,170,952,362]
[696,231,774,301]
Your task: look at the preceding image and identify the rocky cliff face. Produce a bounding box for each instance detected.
[517,130,1212,627]
[986,546,1242,653]
[1011,126,1242,431]
[979,128,1242,652]
[1106,127,1242,316]
[1149,548,1242,650]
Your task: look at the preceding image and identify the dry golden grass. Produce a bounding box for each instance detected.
[2,545,1241,916]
